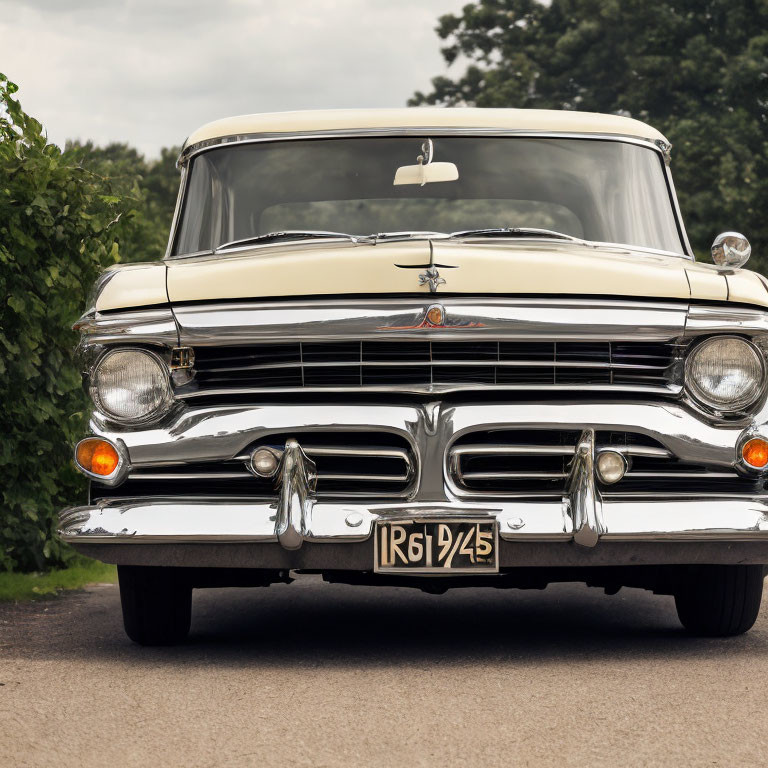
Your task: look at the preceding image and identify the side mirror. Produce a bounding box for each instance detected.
[711,232,751,270]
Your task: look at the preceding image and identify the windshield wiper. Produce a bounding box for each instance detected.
[449,227,584,243]
[371,230,448,242]
[215,227,585,254]
[215,230,370,253]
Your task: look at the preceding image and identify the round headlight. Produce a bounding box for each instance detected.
[91,349,171,422]
[686,336,764,411]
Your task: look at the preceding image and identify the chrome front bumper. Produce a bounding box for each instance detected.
[59,399,768,564]
[60,496,768,545]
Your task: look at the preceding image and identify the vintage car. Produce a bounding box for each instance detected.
[60,108,768,645]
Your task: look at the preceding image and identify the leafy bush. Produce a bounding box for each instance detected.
[64,141,180,263]
[0,74,123,571]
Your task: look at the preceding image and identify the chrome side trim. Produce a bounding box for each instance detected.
[685,304,768,336]
[74,308,179,346]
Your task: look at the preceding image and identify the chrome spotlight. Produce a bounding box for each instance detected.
[249,446,283,478]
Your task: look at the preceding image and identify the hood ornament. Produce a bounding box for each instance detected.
[399,240,448,293]
[418,266,445,293]
[394,240,455,293]
[420,241,445,293]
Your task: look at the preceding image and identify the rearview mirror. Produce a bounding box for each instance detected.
[393,161,459,187]
[711,231,751,271]
[393,138,459,186]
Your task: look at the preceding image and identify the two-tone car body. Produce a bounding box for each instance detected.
[60,108,768,644]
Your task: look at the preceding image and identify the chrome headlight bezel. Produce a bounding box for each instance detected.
[684,335,766,414]
[89,347,173,425]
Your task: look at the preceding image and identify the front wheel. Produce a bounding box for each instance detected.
[674,565,764,637]
[118,565,192,646]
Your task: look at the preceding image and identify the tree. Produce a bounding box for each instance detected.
[0,74,124,570]
[64,141,181,263]
[411,0,768,270]
[1,73,182,572]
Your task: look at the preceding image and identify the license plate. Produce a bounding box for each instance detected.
[375,519,499,574]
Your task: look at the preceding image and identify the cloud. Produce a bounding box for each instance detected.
[0,0,465,157]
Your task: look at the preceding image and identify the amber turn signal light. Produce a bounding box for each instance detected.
[76,438,120,476]
[742,438,768,469]
[426,304,445,326]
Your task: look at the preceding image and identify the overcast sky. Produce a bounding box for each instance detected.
[1,0,467,157]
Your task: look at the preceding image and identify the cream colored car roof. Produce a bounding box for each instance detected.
[183,108,668,150]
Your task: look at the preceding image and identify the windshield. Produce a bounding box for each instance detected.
[172,136,685,256]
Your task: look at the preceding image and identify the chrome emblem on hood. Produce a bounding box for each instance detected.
[377,304,486,331]
[418,266,445,293]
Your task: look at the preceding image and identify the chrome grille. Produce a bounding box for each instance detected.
[179,340,677,396]
[449,429,757,497]
[93,432,414,500]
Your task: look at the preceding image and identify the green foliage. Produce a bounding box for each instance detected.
[64,141,180,263]
[411,0,768,270]
[0,77,180,572]
[0,74,124,571]
[0,555,116,602]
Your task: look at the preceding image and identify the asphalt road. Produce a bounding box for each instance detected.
[2,576,768,768]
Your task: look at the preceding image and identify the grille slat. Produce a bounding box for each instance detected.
[453,445,576,457]
[449,429,760,496]
[93,433,415,501]
[319,473,410,483]
[451,444,672,458]
[195,358,671,372]
[462,471,567,480]
[129,471,254,480]
[186,340,675,395]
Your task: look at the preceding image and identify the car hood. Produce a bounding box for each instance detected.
[94,239,768,311]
